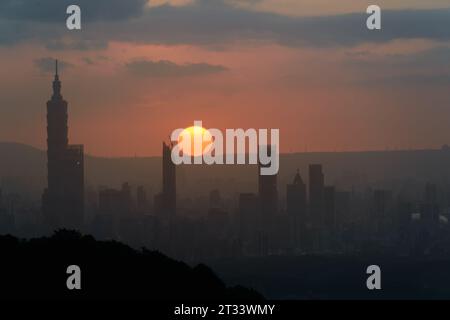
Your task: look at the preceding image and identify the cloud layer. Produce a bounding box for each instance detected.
[125,59,227,77]
[0,0,147,22]
[0,0,449,48]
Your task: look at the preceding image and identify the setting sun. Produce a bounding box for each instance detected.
[178,125,213,157]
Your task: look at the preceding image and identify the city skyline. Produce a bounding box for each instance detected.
[3,0,450,304]
[2,51,450,300]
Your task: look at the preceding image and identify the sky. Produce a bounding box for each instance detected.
[0,0,449,157]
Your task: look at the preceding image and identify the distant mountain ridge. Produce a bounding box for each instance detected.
[1,142,450,201]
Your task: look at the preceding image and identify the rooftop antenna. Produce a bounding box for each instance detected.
[55,59,59,77]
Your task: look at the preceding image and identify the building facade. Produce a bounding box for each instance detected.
[42,61,84,231]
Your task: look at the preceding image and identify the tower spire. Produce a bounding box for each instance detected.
[293,169,303,184]
[52,59,61,98]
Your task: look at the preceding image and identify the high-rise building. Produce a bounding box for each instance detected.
[257,145,278,254]
[155,142,176,218]
[258,145,278,217]
[286,170,307,251]
[323,185,336,229]
[309,164,324,225]
[42,60,84,231]
[136,185,148,212]
[286,170,307,217]
[421,183,439,223]
[335,191,351,226]
[373,189,392,217]
[424,183,437,204]
[0,188,3,213]
[98,184,131,217]
[238,192,258,252]
[209,189,221,209]
[0,187,15,234]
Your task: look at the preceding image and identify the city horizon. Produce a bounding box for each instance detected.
[3,139,450,159]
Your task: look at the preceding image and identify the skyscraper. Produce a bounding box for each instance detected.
[136,185,148,212]
[323,185,336,229]
[238,192,258,243]
[287,170,307,217]
[0,188,3,213]
[286,170,307,250]
[258,145,278,217]
[257,145,277,254]
[309,164,324,226]
[155,142,176,218]
[421,183,439,224]
[98,183,132,218]
[42,60,84,231]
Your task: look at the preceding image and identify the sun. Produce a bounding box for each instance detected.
[178,125,213,157]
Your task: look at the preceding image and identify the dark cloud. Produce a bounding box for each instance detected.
[355,72,450,87]
[34,57,73,73]
[381,74,450,86]
[0,0,147,22]
[44,38,108,51]
[82,57,95,65]
[125,59,228,77]
[0,1,449,48]
[93,3,450,48]
[344,46,450,86]
[385,46,450,67]
[347,46,450,68]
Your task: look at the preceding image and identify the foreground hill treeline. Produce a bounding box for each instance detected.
[0,230,263,300]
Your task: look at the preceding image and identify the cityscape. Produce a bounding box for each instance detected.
[1,1,450,303]
[1,62,450,267]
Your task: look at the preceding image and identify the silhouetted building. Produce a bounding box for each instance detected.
[373,189,392,217]
[0,188,3,213]
[136,185,148,212]
[324,186,336,229]
[92,213,114,240]
[0,188,14,234]
[424,183,437,204]
[257,232,269,256]
[258,145,278,218]
[287,170,307,217]
[257,146,278,254]
[207,207,229,240]
[95,183,134,239]
[397,200,414,235]
[371,189,393,235]
[42,60,84,231]
[286,170,307,250]
[238,193,258,246]
[309,164,324,225]
[335,191,351,226]
[155,142,176,218]
[98,185,131,217]
[421,183,439,224]
[121,182,132,214]
[209,189,222,209]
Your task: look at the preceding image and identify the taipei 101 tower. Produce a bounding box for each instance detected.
[42,60,84,231]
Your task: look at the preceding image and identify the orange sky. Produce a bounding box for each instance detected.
[0,1,449,156]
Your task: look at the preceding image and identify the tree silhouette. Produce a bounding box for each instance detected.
[0,230,263,300]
